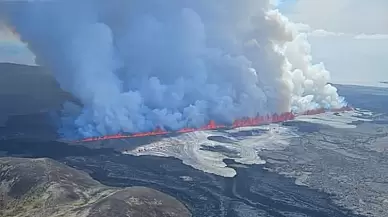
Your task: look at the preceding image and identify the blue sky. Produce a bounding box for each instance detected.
[0,1,387,86]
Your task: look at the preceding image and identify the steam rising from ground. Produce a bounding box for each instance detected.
[0,1,346,138]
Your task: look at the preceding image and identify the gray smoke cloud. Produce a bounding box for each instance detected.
[0,0,346,138]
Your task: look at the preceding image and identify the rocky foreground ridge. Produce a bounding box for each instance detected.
[0,157,191,217]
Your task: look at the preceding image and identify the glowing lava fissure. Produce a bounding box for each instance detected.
[74,106,353,143]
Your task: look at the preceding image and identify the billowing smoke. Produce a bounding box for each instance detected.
[0,1,346,138]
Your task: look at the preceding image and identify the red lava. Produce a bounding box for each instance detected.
[74,106,353,143]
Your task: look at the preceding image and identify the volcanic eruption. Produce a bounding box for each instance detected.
[0,0,347,139]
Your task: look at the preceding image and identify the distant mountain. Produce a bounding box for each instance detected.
[0,157,191,217]
[380,81,388,84]
[0,63,80,116]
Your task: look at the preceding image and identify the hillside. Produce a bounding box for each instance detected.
[0,157,191,217]
[0,63,77,117]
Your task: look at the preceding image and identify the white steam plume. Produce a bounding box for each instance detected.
[0,1,346,138]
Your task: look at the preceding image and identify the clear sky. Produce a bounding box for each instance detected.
[0,1,387,86]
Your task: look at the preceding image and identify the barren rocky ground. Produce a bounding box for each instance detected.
[0,157,191,217]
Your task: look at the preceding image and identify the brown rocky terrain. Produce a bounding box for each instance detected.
[0,157,191,217]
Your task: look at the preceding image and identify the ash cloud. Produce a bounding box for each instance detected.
[0,1,346,138]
